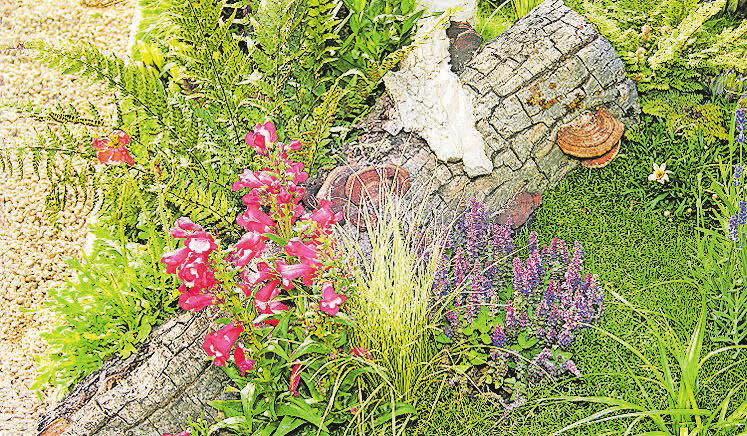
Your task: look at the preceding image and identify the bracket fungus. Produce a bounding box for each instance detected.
[556,107,625,168]
[316,164,410,229]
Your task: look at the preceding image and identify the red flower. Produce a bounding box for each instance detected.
[233,346,255,376]
[284,238,319,264]
[276,260,316,289]
[112,129,131,146]
[202,322,244,367]
[91,131,135,166]
[234,231,267,267]
[289,360,302,396]
[163,430,190,436]
[349,348,372,359]
[319,283,347,316]
[178,286,214,311]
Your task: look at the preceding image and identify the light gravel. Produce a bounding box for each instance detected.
[0,0,133,432]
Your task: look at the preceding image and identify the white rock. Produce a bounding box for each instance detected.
[383,17,493,177]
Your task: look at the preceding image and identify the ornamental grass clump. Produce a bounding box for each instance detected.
[434,199,604,410]
[340,193,446,433]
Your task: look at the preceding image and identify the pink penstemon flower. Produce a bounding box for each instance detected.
[276,259,317,289]
[202,322,244,367]
[319,283,346,316]
[233,345,255,376]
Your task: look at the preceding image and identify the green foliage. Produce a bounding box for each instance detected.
[32,225,176,397]
[549,291,747,435]
[333,0,424,115]
[475,0,541,41]
[695,161,747,347]
[574,0,746,144]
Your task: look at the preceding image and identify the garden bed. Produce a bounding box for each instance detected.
[2,0,746,435]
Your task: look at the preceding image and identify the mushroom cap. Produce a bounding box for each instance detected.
[581,142,620,168]
[315,165,360,222]
[557,107,624,158]
[344,164,411,228]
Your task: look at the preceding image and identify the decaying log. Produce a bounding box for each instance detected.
[38,309,231,436]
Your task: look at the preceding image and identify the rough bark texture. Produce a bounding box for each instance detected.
[354,0,639,217]
[37,309,231,436]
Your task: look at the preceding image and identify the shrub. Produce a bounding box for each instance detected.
[433,200,604,409]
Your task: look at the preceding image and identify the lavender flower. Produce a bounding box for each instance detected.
[491,323,507,347]
[736,108,745,144]
[729,215,739,242]
[735,165,743,187]
[739,200,747,226]
[504,301,517,331]
[563,359,581,377]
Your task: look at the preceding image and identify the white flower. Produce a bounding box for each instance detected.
[648,162,672,184]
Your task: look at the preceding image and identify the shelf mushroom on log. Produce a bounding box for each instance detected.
[316,164,410,229]
[556,107,625,168]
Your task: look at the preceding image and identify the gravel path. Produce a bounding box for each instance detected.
[0,0,133,432]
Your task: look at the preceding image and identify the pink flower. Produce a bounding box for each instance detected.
[255,121,278,144]
[289,139,302,151]
[232,169,278,191]
[349,348,372,359]
[161,246,190,274]
[163,430,189,436]
[202,322,244,367]
[233,346,255,376]
[170,217,203,238]
[241,262,276,288]
[276,260,317,288]
[178,257,217,291]
[236,203,275,233]
[254,280,289,314]
[233,231,267,267]
[287,162,308,184]
[309,200,342,229]
[284,238,319,263]
[289,361,302,396]
[185,231,218,254]
[319,283,347,316]
[178,286,214,311]
[244,121,278,155]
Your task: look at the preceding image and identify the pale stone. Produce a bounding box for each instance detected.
[383,17,493,178]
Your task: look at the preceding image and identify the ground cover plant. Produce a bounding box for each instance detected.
[432,200,603,410]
